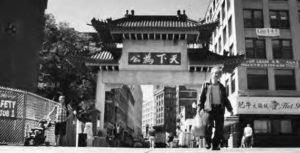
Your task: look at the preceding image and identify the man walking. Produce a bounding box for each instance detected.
[47,95,72,146]
[198,66,233,150]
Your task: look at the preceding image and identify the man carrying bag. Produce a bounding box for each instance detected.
[196,66,233,150]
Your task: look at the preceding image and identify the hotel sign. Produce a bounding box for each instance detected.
[237,97,300,114]
[256,28,280,37]
[241,59,299,68]
[128,52,181,65]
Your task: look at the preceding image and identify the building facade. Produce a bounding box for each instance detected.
[0,0,48,92]
[128,85,143,139]
[154,85,177,133]
[176,86,198,131]
[205,0,300,147]
[142,99,156,137]
[104,85,142,146]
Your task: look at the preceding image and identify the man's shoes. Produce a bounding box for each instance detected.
[212,146,221,150]
[205,143,211,149]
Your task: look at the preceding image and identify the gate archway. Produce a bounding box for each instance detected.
[83,10,244,138]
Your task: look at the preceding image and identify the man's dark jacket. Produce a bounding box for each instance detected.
[198,81,233,114]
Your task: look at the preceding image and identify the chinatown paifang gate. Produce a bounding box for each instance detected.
[84,10,243,145]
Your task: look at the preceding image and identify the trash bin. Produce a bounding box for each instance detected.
[78,133,87,147]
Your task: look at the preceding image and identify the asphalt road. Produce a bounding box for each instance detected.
[1,146,300,153]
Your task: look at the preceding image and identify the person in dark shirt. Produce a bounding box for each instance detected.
[166,132,174,148]
[198,67,233,151]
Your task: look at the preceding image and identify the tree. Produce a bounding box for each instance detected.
[38,14,98,122]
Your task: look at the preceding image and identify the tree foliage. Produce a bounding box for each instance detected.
[38,14,98,121]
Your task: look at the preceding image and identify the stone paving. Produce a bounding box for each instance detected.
[1,146,300,153]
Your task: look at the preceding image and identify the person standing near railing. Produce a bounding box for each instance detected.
[47,95,72,146]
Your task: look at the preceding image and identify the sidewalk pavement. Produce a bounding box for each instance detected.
[1,146,300,153]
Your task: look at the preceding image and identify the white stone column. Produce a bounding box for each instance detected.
[96,71,106,129]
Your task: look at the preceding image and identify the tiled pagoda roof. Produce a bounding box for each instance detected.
[110,15,199,29]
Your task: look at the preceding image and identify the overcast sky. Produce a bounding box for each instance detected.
[46,0,211,32]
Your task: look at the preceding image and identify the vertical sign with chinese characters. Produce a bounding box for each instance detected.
[128,52,181,65]
[0,89,18,119]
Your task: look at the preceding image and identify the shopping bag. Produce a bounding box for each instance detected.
[191,110,209,137]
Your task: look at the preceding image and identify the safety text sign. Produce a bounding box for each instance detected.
[0,90,18,119]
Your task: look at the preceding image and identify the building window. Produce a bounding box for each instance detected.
[272,39,293,59]
[270,10,290,29]
[229,44,234,55]
[254,120,271,134]
[231,72,235,93]
[244,9,263,28]
[215,43,218,53]
[223,27,227,45]
[245,38,266,59]
[213,0,216,10]
[210,9,213,22]
[228,16,232,37]
[222,1,226,21]
[274,69,295,90]
[293,120,300,135]
[214,29,217,37]
[247,68,268,90]
[280,120,292,134]
[270,120,293,135]
[218,37,222,53]
[227,0,231,11]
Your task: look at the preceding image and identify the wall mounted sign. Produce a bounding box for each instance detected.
[128,52,181,65]
[0,89,18,119]
[256,28,280,37]
[241,59,299,68]
[237,97,300,114]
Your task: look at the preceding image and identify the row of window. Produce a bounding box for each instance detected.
[143,113,153,119]
[213,17,233,54]
[207,0,231,22]
[244,9,290,29]
[156,119,164,125]
[247,68,296,90]
[225,72,235,95]
[142,119,154,125]
[254,119,300,135]
[246,39,293,59]
[226,68,296,95]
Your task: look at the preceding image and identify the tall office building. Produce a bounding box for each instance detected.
[176,86,198,131]
[142,99,156,137]
[104,85,142,145]
[154,85,177,133]
[204,0,300,147]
